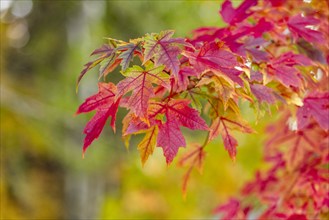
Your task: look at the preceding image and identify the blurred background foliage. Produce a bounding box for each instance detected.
[1,0,269,219]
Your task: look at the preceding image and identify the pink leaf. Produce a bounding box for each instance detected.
[83,101,119,152]
[76,82,116,114]
[82,99,120,154]
[116,65,169,119]
[297,92,329,130]
[76,82,120,154]
[274,52,312,67]
[251,84,276,104]
[167,99,209,131]
[268,64,301,88]
[184,42,242,85]
[154,99,208,163]
[220,0,257,25]
[214,198,240,219]
[222,132,238,160]
[143,30,187,77]
[288,14,325,43]
[157,119,186,164]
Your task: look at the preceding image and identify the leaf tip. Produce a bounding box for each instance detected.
[74,109,81,117]
[75,84,80,94]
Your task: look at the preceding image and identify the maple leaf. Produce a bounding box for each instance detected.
[76,82,120,154]
[197,75,234,109]
[288,14,325,44]
[118,42,141,71]
[183,42,242,85]
[77,44,116,86]
[138,126,158,166]
[76,82,116,115]
[297,92,329,131]
[220,0,257,25]
[157,118,186,164]
[297,39,327,64]
[248,18,273,38]
[208,116,253,160]
[250,84,276,104]
[268,65,301,88]
[116,64,169,119]
[143,30,187,77]
[178,146,206,195]
[214,198,241,219]
[286,214,307,220]
[275,52,312,67]
[82,104,119,154]
[266,53,310,88]
[222,131,239,160]
[123,114,151,136]
[152,99,208,163]
[174,67,199,92]
[238,37,270,62]
[209,118,221,142]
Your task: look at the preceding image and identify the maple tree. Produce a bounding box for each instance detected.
[76,0,329,219]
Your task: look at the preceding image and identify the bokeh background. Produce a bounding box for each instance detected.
[1,0,268,219]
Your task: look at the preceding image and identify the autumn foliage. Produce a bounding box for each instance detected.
[76,0,329,219]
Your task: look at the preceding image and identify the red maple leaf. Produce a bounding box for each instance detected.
[116,65,169,120]
[77,44,116,86]
[297,92,329,131]
[214,198,241,219]
[220,0,257,25]
[76,82,120,154]
[143,30,187,77]
[183,42,243,85]
[250,84,276,104]
[288,14,325,44]
[267,52,310,88]
[152,99,208,163]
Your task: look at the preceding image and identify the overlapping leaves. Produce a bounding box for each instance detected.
[76,2,328,211]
